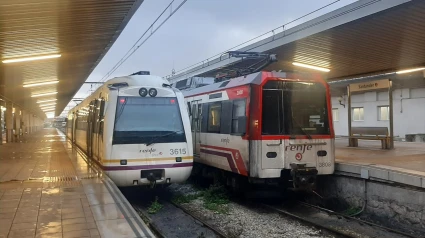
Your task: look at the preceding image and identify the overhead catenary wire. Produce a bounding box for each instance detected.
[165,0,342,79]
[99,0,188,83]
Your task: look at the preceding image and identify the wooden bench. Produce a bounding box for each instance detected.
[349,127,391,149]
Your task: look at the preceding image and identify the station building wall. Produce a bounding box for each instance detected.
[331,87,425,138]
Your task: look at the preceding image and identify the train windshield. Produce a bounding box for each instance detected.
[261,81,330,136]
[113,96,186,145]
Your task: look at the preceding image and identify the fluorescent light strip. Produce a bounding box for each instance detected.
[41,106,56,109]
[40,103,56,107]
[2,54,61,64]
[31,92,57,98]
[23,80,59,88]
[396,67,425,74]
[37,99,57,103]
[292,62,330,72]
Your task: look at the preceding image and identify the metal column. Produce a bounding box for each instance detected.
[5,103,13,142]
[347,85,354,147]
[389,80,394,149]
[0,100,3,145]
[14,107,21,141]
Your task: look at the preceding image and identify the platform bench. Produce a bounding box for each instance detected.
[349,127,391,149]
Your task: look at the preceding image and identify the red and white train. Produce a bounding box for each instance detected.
[182,71,335,191]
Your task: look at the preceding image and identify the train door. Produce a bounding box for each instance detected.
[191,100,202,155]
[97,99,106,161]
[87,101,95,157]
[92,100,99,160]
[72,111,77,143]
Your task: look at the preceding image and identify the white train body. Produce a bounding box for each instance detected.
[67,74,193,187]
[182,71,335,189]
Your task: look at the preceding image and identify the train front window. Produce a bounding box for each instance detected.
[261,81,330,136]
[113,96,186,145]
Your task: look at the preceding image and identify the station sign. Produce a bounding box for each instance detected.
[349,79,389,92]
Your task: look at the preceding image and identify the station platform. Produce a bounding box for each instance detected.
[0,129,154,238]
[335,138,425,189]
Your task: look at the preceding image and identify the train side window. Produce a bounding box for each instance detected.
[201,103,208,132]
[220,101,233,134]
[231,99,246,134]
[207,102,221,133]
[197,104,202,132]
[191,103,197,131]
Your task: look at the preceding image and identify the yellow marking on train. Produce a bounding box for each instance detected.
[103,156,193,164]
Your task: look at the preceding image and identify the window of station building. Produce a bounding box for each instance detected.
[332,108,339,121]
[378,106,389,121]
[207,102,221,133]
[352,107,364,121]
[231,99,246,133]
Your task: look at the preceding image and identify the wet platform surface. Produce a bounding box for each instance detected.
[335,138,425,187]
[0,129,154,238]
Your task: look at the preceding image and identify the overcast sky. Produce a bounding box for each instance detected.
[63,0,357,115]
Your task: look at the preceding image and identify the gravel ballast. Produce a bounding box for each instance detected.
[169,184,335,238]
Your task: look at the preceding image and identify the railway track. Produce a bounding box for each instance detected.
[131,199,228,238]
[260,201,422,238]
[170,200,228,238]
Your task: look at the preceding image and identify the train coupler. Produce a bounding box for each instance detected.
[289,163,318,190]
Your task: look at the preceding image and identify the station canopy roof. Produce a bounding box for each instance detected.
[167,0,425,92]
[0,0,144,118]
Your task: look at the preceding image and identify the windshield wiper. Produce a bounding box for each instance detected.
[145,131,183,146]
[291,115,312,140]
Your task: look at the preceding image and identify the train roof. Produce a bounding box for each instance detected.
[67,74,172,115]
[182,71,290,97]
[106,75,170,88]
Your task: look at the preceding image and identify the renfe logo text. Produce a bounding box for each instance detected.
[285,144,313,154]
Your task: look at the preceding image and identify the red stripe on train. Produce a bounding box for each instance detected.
[200,144,248,176]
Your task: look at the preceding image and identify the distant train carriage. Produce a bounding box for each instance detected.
[67,72,193,187]
[182,71,335,190]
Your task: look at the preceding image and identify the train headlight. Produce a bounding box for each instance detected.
[148,88,157,97]
[139,88,148,97]
[176,157,182,162]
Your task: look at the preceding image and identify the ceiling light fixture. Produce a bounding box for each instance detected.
[395,67,425,74]
[23,80,59,88]
[2,54,61,64]
[292,62,330,72]
[40,103,56,107]
[41,106,56,109]
[31,92,57,98]
[37,99,57,103]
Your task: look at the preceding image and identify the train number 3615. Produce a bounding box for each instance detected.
[318,162,332,167]
[170,149,186,155]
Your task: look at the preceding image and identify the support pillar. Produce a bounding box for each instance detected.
[5,103,13,143]
[389,80,394,149]
[14,107,21,142]
[35,117,40,132]
[27,114,31,134]
[0,101,3,145]
[347,85,355,147]
[22,110,27,135]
